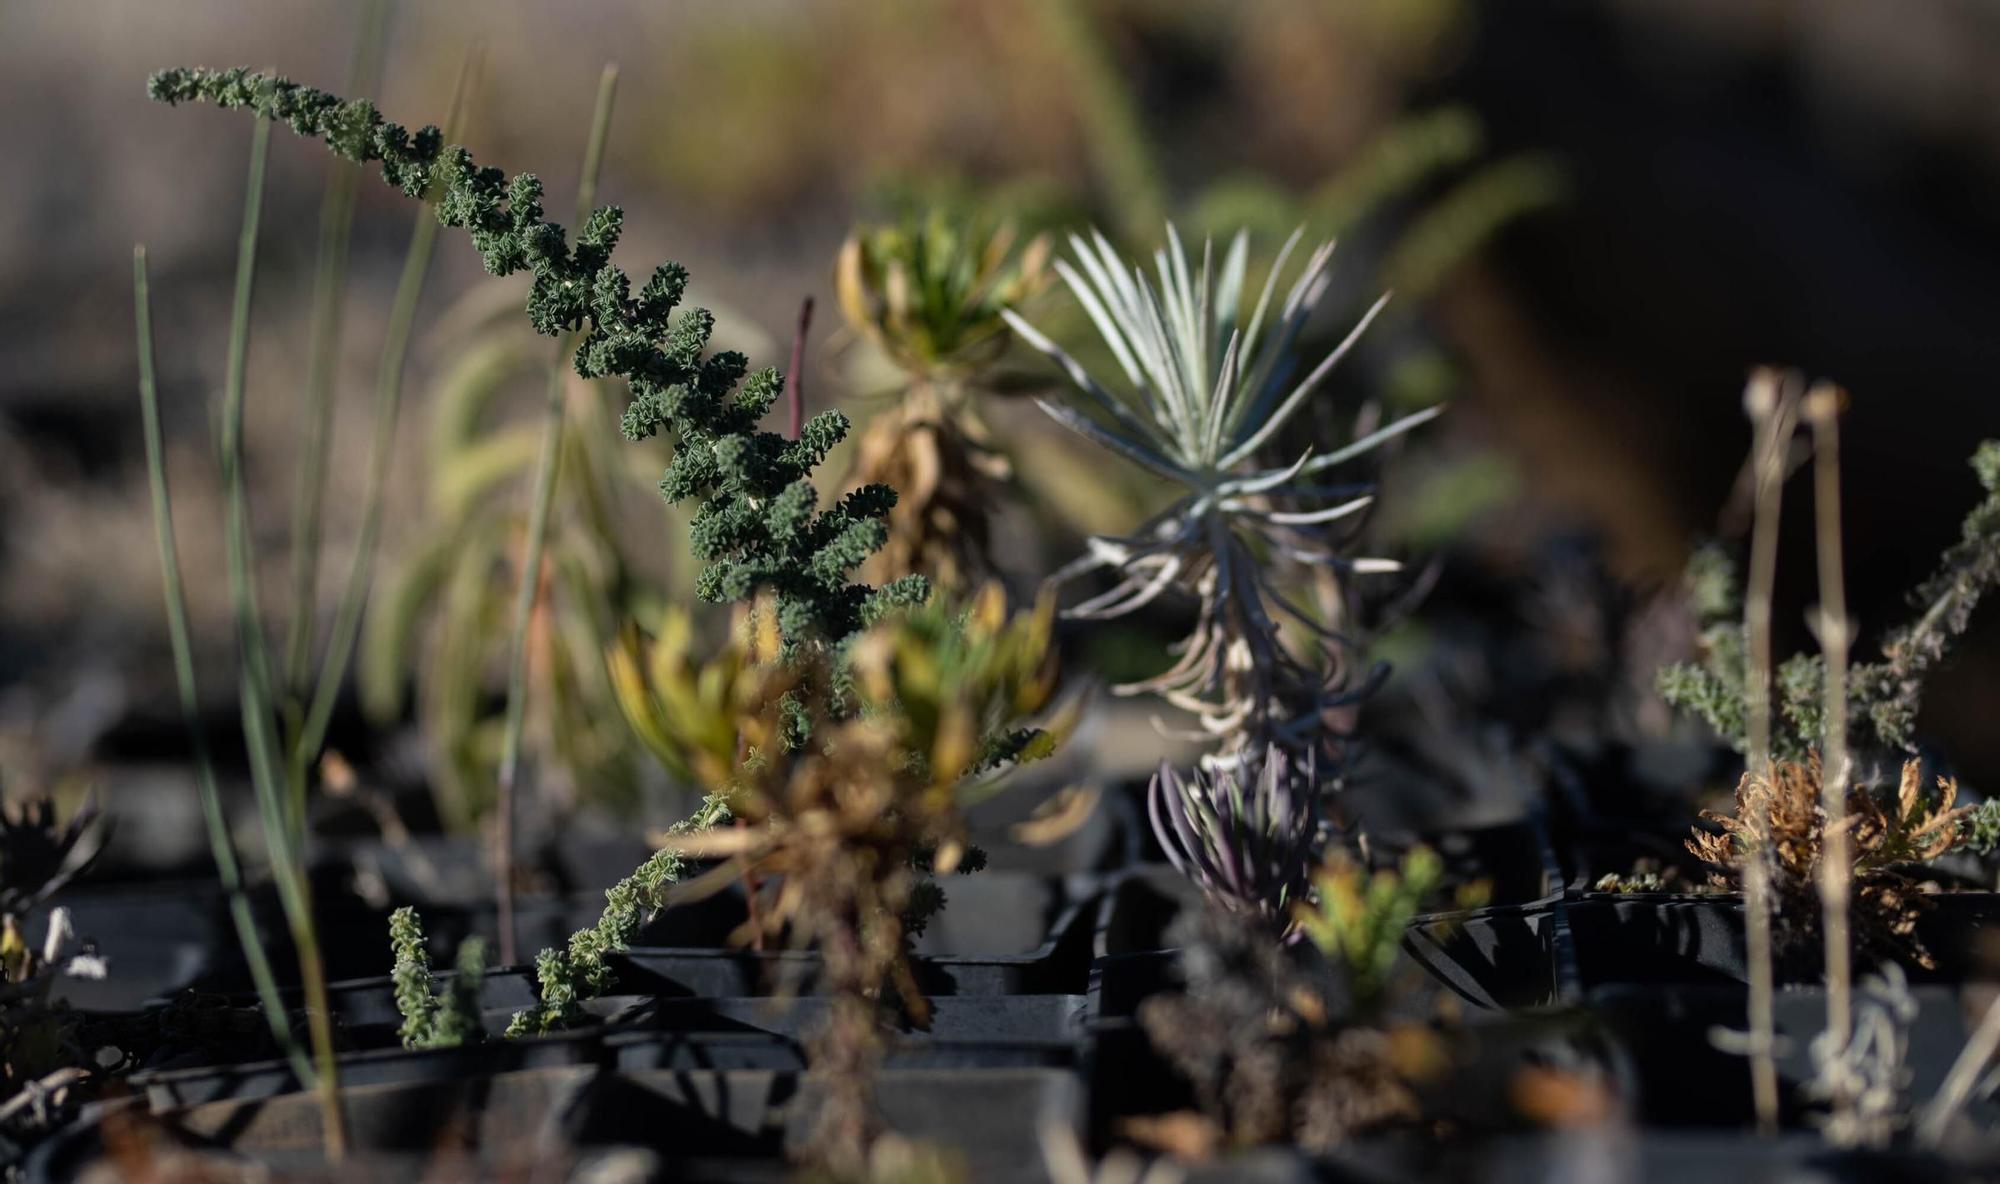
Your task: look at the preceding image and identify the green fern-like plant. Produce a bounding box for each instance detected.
[150,66,926,648]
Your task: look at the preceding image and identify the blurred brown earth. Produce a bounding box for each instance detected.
[4,0,2000,804]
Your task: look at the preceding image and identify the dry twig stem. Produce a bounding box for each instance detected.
[1806,382,1856,1125]
[1742,368,1799,1135]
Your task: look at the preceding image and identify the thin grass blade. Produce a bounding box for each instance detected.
[214,112,349,1157]
[134,245,315,1088]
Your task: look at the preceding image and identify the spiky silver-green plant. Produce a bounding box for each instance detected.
[1003,227,1435,764]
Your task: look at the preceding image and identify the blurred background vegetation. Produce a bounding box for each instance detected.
[5,0,2000,867]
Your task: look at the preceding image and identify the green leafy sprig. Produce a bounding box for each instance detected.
[388,906,488,1050]
[149,66,925,646]
[505,791,732,1037]
[388,907,439,1047]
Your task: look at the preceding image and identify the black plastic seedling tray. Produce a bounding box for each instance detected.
[1097,821,1562,963]
[36,1062,1086,1184]
[75,814,2000,1180]
[1589,982,2000,1130]
[1405,899,1564,1010]
[597,991,1090,1046]
[1170,1131,1980,1184]
[182,872,1099,1047]
[27,880,229,1011]
[128,1018,1093,1113]
[1563,891,2000,991]
[176,860,1093,1002]
[1403,881,2000,1010]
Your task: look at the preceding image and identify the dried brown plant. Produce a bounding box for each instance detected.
[848,386,1012,593]
[835,215,1051,594]
[1687,756,1971,969]
[730,714,943,1172]
[664,587,1063,1174]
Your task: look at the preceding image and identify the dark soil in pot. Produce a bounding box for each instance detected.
[1369,820,1563,908]
[1083,933,1617,1160]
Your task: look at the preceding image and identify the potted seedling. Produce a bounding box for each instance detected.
[110,61,1108,1183]
[1575,420,2000,992]
[1555,375,2000,1151]
[993,223,1590,1173]
[833,213,1052,594]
